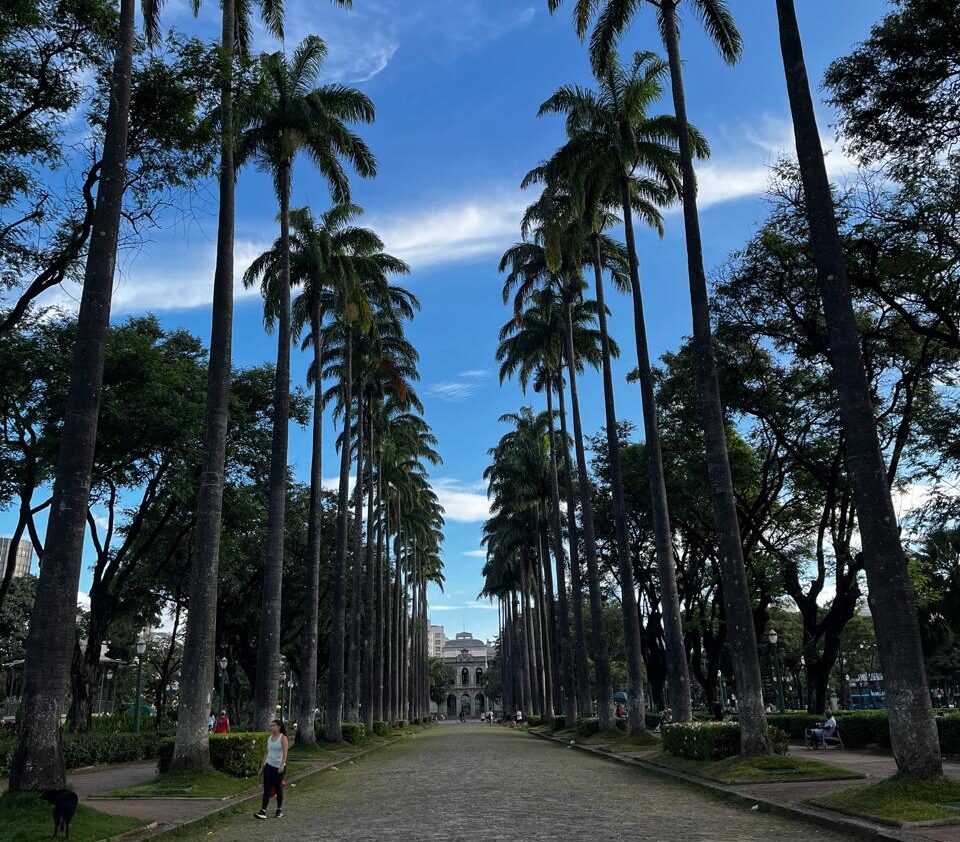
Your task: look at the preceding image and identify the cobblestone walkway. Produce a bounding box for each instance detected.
[187,723,852,841]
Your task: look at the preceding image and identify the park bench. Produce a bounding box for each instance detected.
[804,724,845,750]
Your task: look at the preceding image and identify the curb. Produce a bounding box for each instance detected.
[526,730,931,842]
[118,729,423,840]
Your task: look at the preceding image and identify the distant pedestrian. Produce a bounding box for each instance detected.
[255,719,288,820]
[208,713,215,732]
[614,703,625,719]
[514,708,523,728]
[214,710,230,734]
[458,709,465,724]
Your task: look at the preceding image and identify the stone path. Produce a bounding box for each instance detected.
[176,722,851,841]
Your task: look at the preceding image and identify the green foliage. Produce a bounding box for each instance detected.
[393,719,407,731]
[0,732,160,776]
[615,718,626,732]
[372,721,391,737]
[550,715,565,730]
[645,713,661,729]
[814,776,960,824]
[526,715,542,727]
[576,717,600,738]
[937,716,960,754]
[661,722,741,761]
[340,722,366,744]
[89,713,158,734]
[157,733,265,778]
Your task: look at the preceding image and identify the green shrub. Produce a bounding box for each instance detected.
[393,719,407,730]
[766,713,821,740]
[769,726,790,756]
[61,732,158,769]
[615,718,626,732]
[527,715,542,727]
[373,721,391,737]
[340,722,366,745]
[576,718,600,738]
[0,735,15,777]
[661,722,740,761]
[158,733,266,777]
[937,716,960,754]
[550,715,565,731]
[645,713,661,729]
[90,713,160,734]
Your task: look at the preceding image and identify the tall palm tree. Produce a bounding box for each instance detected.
[551,0,770,754]
[320,224,410,741]
[497,288,608,724]
[148,0,287,773]
[239,36,375,730]
[774,0,941,779]
[538,50,708,722]
[11,0,138,791]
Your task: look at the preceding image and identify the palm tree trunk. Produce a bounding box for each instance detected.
[391,515,402,721]
[345,396,365,722]
[295,302,323,745]
[619,178,692,723]
[324,325,353,742]
[546,383,577,725]
[538,520,560,716]
[521,560,541,715]
[361,401,376,732]
[590,233,647,737]
[401,567,410,721]
[661,1,769,755]
[382,497,393,722]
[10,0,135,790]
[171,0,237,771]
[776,0,941,778]
[374,467,385,723]
[252,160,293,731]
[515,592,532,715]
[563,297,612,728]
[556,377,591,718]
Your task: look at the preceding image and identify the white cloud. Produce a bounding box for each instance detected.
[322,475,357,495]
[431,600,497,612]
[462,549,487,558]
[431,478,490,522]
[374,191,527,268]
[694,116,860,210]
[77,590,91,611]
[425,369,492,402]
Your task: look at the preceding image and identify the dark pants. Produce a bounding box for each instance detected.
[262,763,284,811]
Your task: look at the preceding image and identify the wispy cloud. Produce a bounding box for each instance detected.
[462,549,487,558]
[425,370,491,402]
[431,478,490,522]
[431,600,497,612]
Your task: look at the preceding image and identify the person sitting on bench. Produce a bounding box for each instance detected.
[808,714,837,747]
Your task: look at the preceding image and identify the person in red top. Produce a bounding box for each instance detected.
[214,710,230,734]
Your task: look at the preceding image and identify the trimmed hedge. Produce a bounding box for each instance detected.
[341,722,366,744]
[526,715,542,727]
[90,713,161,734]
[158,732,266,777]
[373,721,391,737]
[576,717,600,738]
[938,716,960,754]
[550,715,566,731]
[661,722,790,761]
[0,732,157,778]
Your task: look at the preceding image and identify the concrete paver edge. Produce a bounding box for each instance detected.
[525,730,930,842]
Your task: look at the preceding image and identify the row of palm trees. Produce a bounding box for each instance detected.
[484,0,941,780]
[10,0,444,790]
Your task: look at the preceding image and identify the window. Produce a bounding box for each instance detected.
[476,668,483,685]
[461,667,469,686]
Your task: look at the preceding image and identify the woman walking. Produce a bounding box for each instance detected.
[256,719,288,820]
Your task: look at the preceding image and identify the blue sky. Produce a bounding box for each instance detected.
[9,0,889,643]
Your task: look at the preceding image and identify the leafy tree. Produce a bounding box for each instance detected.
[824,0,960,170]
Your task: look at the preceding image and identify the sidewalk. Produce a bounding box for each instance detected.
[529,729,960,842]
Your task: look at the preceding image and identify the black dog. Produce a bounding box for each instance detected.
[39,789,78,838]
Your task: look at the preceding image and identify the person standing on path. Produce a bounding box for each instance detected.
[256,719,288,819]
[214,710,230,733]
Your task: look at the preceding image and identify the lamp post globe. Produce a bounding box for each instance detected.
[134,639,146,732]
[217,656,228,721]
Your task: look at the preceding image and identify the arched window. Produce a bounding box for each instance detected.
[461,667,469,686]
[476,668,483,685]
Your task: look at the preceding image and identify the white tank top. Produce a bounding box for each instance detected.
[265,734,284,768]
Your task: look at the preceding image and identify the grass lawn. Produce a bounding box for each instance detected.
[104,763,307,799]
[0,791,145,842]
[647,751,863,784]
[811,776,960,824]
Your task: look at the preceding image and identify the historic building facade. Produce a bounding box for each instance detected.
[438,631,496,718]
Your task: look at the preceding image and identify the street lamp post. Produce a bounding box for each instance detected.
[717,669,727,710]
[133,639,146,732]
[799,656,806,710]
[218,656,228,719]
[105,670,114,714]
[280,671,287,722]
[767,629,785,714]
[287,680,294,725]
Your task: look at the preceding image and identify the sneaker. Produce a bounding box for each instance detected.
[275,810,284,819]
[254,810,267,820]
